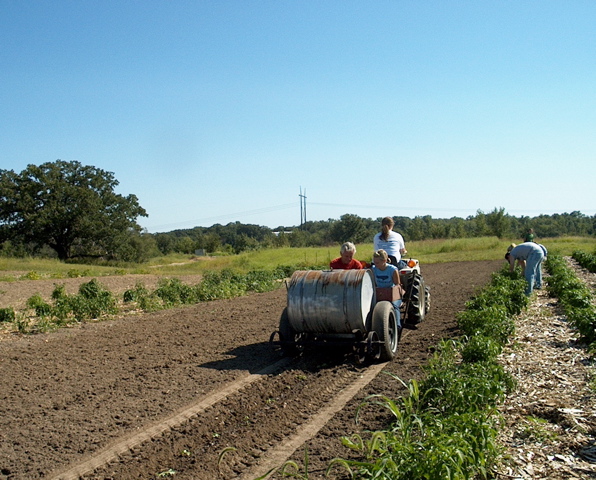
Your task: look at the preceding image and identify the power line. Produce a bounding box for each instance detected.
[145,203,296,231]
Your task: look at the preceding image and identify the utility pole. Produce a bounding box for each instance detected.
[299,187,307,228]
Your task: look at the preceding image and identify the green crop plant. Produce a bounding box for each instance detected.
[332,378,502,480]
[123,282,162,312]
[71,279,117,320]
[26,294,53,318]
[457,306,514,345]
[0,307,16,323]
[545,255,596,347]
[25,280,117,325]
[573,250,596,273]
[155,277,200,307]
[21,270,42,280]
[322,266,524,480]
[461,335,502,363]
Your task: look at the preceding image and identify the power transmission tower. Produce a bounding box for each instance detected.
[299,187,307,228]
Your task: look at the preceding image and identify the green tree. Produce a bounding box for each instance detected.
[330,214,369,244]
[0,160,147,260]
[486,207,511,239]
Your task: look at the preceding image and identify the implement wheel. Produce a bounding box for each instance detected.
[371,301,399,361]
[278,308,303,357]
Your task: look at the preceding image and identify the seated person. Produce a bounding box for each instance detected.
[329,242,363,270]
[372,249,403,328]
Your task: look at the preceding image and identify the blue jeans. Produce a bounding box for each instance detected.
[525,251,545,295]
[388,255,407,270]
[392,299,402,328]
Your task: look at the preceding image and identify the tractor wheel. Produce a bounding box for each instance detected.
[406,274,427,325]
[371,301,399,361]
[278,308,302,357]
[424,285,431,315]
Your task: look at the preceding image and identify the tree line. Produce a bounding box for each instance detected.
[155,209,595,256]
[1,160,594,263]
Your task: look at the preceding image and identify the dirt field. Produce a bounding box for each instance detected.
[0,260,502,480]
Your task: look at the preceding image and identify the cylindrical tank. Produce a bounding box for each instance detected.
[287,269,376,334]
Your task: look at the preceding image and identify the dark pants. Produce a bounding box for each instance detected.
[388,255,407,270]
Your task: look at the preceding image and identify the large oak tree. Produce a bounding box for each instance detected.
[0,160,148,260]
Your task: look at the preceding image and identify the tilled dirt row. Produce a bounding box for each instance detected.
[0,260,501,480]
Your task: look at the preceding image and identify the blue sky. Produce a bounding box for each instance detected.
[1,1,595,233]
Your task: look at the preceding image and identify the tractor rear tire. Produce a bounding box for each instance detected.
[371,301,399,361]
[406,274,427,325]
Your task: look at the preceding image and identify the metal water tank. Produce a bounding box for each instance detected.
[287,269,376,334]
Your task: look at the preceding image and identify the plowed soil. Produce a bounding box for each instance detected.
[0,260,502,480]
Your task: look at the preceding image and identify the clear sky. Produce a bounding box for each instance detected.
[1,1,595,233]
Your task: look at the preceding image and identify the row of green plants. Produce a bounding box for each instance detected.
[272,267,529,480]
[572,249,596,273]
[0,279,118,333]
[122,267,295,311]
[0,266,302,334]
[545,254,596,348]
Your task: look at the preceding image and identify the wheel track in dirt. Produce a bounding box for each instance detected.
[49,340,403,480]
[67,345,402,480]
[49,358,293,479]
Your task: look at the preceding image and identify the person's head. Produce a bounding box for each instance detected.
[505,243,516,260]
[373,249,390,269]
[380,216,394,240]
[339,242,356,264]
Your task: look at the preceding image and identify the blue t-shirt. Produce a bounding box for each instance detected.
[372,263,398,288]
[510,242,544,260]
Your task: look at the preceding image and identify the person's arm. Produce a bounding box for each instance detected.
[392,269,401,286]
[509,256,516,272]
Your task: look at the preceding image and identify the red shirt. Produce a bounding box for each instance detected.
[330,258,363,270]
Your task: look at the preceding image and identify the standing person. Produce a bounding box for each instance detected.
[372,249,403,328]
[523,228,535,243]
[373,216,407,269]
[329,242,363,270]
[505,242,545,296]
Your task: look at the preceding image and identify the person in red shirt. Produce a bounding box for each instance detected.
[329,242,363,270]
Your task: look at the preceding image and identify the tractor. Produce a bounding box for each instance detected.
[271,260,430,363]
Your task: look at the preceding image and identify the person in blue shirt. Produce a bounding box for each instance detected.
[372,249,403,328]
[505,242,545,295]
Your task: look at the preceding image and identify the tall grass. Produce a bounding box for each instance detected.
[2,236,595,280]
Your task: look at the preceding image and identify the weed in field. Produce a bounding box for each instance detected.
[156,468,177,477]
[518,416,557,443]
